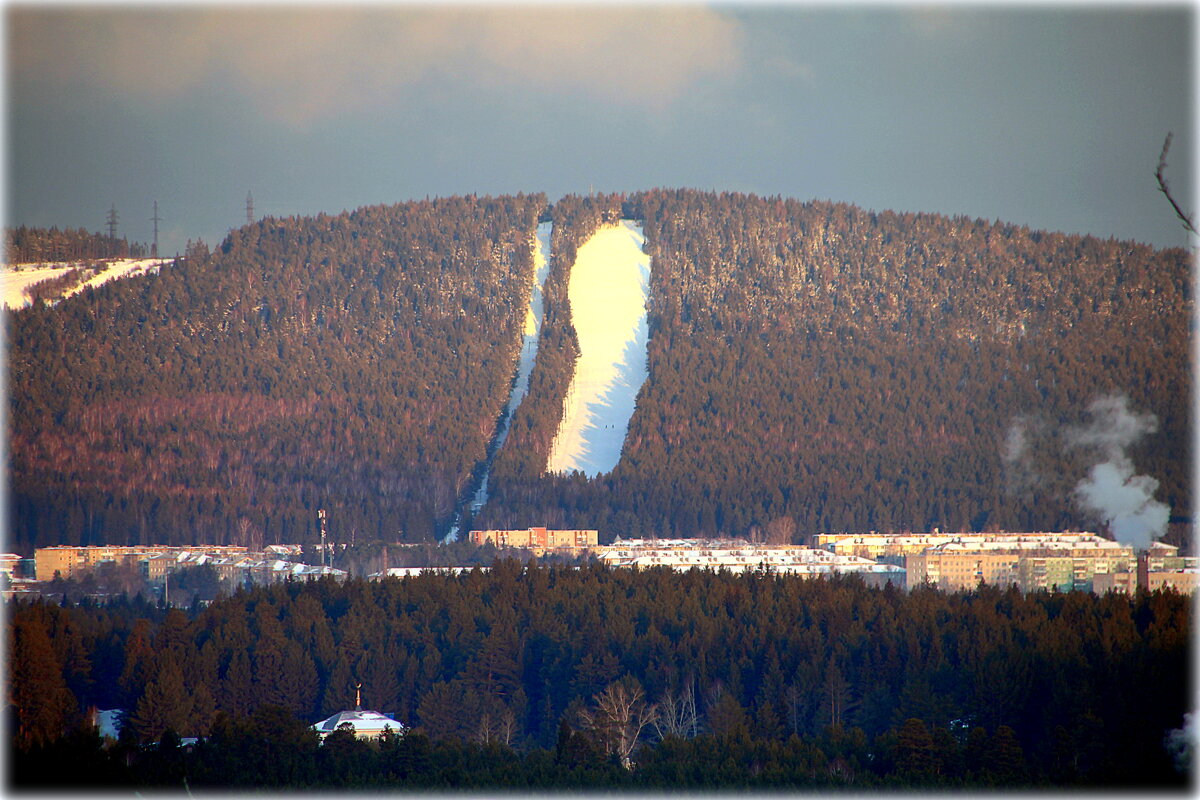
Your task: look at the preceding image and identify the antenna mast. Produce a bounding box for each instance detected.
[246,191,255,226]
[150,201,161,258]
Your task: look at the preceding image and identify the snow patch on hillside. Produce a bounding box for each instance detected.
[3,258,168,310]
[546,220,650,477]
[3,266,75,309]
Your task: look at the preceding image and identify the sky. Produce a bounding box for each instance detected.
[5,3,1194,257]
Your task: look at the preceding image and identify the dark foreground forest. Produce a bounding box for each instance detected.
[9,564,1192,790]
[7,190,1191,550]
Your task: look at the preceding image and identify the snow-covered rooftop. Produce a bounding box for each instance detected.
[368,566,480,579]
[312,709,404,738]
[594,539,904,576]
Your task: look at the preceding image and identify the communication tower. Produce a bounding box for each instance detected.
[246,191,255,226]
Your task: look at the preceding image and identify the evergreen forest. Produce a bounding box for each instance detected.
[478,190,1191,540]
[5,225,149,263]
[7,565,1192,789]
[6,189,1191,550]
[9,195,545,548]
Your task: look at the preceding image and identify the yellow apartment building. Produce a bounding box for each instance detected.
[907,540,1139,593]
[468,527,598,554]
[36,545,249,581]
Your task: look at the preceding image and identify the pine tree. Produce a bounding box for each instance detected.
[128,655,194,742]
[117,618,154,707]
[223,649,256,717]
[9,612,76,748]
[984,725,1027,784]
[895,717,938,780]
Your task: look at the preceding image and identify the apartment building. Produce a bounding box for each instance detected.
[813,532,1108,561]
[35,544,250,582]
[468,527,598,554]
[1092,552,1199,594]
[906,538,1180,593]
[593,538,905,588]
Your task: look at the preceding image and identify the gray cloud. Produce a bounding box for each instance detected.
[10,6,743,126]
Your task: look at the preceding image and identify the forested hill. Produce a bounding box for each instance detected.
[477,190,1191,539]
[6,190,1191,550]
[8,195,546,549]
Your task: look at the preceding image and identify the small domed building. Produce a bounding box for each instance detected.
[312,685,404,740]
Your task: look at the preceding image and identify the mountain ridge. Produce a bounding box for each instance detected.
[6,189,1190,551]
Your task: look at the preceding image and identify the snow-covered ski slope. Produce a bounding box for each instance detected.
[469,220,553,512]
[546,220,650,477]
[3,259,168,310]
[444,221,553,542]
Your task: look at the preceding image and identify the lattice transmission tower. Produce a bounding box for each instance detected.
[106,204,119,257]
[150,201,161,258]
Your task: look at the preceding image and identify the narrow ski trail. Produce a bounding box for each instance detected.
[443,221,552,541]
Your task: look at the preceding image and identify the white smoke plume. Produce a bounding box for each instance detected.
[1000,415,1039,496]
[1068,395,1170,551]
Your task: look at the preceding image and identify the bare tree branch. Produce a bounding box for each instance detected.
[1156,132,1197,237]
[653,681,699,740]
[579,679,659,768]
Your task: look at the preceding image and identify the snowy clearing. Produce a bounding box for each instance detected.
[3,258,168,310]
[3,265,76,310]
[546,220,650,477]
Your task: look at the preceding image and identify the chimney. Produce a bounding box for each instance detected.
[1137,552,1150,592]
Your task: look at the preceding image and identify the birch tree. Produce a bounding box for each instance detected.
[578,678,658,768]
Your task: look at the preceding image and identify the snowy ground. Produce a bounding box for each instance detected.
[545,220,650,477]
[3,258,168,310]
[3,265,76,309]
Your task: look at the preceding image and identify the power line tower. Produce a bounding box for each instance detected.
[106,204,119,256]
[150,201,161,258]
[246,191,255,226]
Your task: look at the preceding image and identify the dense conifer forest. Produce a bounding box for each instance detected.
[476,190,1191,539]
[5,225,148,262]
[8,195,544,548]
[6,189,1190,550]
[7,565,1191,789]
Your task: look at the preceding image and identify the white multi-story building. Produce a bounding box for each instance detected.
[593,539,904,587]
